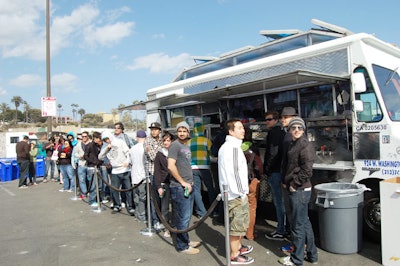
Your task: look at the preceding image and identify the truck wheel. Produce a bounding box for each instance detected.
[363,194,381,242]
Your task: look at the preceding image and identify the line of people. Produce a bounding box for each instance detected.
[15,110,318,265]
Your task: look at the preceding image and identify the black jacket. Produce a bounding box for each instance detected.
[263,124,285,176]
[84,141,103,167]
[282,136,314,190]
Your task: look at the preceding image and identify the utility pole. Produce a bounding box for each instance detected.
[46,0,53,137]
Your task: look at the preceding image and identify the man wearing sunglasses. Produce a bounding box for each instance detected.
[263,111,287,241]
[279,117,318,266]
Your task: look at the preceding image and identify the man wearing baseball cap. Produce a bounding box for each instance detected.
[144,121,164,230]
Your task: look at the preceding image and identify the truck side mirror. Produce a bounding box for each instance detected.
[353,100,364,112]
[351,72,367,93]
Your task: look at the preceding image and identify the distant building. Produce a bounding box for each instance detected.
[97,112,119,123]
[52,116,73,124]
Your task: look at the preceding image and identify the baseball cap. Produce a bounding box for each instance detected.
[149,122,162,129]
[136,130,147,138]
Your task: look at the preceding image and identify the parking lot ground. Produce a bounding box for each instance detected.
[0,179,381,266]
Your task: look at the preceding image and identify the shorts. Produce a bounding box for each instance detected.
[228,197,249,236]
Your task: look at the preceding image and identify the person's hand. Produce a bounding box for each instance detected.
[182,182,192,193]
[158,187,164,196]
[289,186,296,192]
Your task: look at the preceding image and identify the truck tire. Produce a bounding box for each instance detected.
[363,191,381,242]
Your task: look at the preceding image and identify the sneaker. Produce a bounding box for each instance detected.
[304,256,318,264]
[79,194,86,199]
[189,241,201,248]
[42,179,48,183]
[239,245,253,255]
[59,189,66,192]
[127,208,135,215]
[18,185,28,189]
[163,230,171,238]
[101,199,109,204]
[67,189,73,193]
[278,256,294,266]
[281,244,294,253]
[112,206,121,212]
[265,231,286,241]
[179,246,200,255]
[90,202,99,207]
[231,254,254,265]
[154,222,165,231]
[121,202,126,208]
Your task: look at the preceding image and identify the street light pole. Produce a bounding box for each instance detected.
[46,0,53,137]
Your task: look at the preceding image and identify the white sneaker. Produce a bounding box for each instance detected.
[278,256,294,266]
[121,202,126,208]
[154,222,165,231]
[90,202,98,207]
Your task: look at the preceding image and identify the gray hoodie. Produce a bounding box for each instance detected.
[98,131,131,174]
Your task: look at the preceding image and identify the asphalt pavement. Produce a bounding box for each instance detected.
[0,178,382,266]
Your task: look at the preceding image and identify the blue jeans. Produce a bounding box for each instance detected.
[59,164,75,191]
[78,165,88,195]
[288,189,318,265]
[87,167,102,204]
[193,172,207,217]
[44,158,55,179]
[110,171,133,209]
[170,186,194,252]
[268,172,287,234]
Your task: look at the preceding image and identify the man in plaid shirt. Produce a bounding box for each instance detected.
[144,122,164,230]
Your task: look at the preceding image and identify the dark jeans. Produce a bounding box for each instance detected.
[17,159,29,187]
[170,186,194,252]
[288,189,318,265]
[110,171,133,209]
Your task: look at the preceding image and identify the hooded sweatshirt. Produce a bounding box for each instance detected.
[98,131,131,174]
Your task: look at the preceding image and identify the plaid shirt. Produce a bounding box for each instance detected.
[188,135,212,169]
[144,135,163,175]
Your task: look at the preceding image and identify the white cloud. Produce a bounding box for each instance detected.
[0,2,134,60]
[127,53,193,74]
[9,74,44,87]
[152,33,166,39]
[51,73,78,93]
[83,21,135,47]
[0,87,7,97]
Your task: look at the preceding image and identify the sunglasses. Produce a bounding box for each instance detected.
[290,125,304,131]
[265,118,275,121]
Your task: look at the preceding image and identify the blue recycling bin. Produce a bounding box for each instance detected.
[12,160,19,180]
[0,161,12,182]
[35,156,45,177]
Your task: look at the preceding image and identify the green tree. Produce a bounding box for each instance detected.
[11,96,23,122]
[57,103,63,117]
[78,108,86,121]
[71,103,79,121]
[0,102,9,122]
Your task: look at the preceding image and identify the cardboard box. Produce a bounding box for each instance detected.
[380,177,400,265]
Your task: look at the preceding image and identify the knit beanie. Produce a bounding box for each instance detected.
[288,117,306,130]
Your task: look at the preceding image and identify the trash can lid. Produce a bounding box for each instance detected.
[314,183,367,198]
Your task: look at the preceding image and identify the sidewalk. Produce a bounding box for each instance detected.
[0,179,381,266]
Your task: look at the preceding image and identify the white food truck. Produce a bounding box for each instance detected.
[133,19,400,241]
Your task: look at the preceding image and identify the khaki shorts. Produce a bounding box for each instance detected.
[228,197,249,236]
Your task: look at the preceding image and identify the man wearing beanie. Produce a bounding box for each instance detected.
[168,121,200,254]
[279,117,318,266]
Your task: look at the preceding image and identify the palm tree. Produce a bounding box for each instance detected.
[57,104,63,117]
[0,102,9,122]
[78,108,86,121]
[23,101,31,122]
[71,103,79,121]
[11,96,23,122]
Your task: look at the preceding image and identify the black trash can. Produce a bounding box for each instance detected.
[314,182,367,254]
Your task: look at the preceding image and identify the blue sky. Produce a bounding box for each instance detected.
[1,0,399,118]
